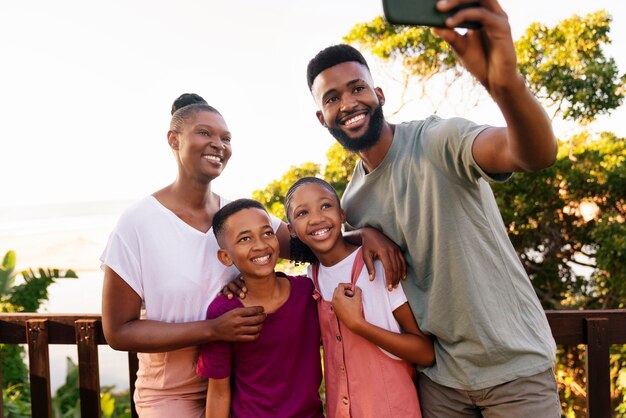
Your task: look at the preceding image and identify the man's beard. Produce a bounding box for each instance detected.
[327,104,384,153]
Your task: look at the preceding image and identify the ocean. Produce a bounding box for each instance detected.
[0,199,134,393]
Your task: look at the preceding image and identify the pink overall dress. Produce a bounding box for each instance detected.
[312,248,422,418]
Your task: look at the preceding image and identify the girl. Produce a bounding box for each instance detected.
[285,177,435,418]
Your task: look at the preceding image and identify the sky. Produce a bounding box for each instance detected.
[2,0,625,208]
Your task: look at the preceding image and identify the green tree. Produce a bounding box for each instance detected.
[252,162,321,220]
[322,143,358,198]
[516,10,626,122]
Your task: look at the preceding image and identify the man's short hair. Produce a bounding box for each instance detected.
[212,199,268,246]
[306,44,370,90]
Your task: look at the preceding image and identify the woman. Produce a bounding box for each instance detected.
[101,93,405,417]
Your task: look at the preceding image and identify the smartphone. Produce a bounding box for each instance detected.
[382,0,481,29]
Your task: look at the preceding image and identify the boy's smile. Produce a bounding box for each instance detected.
[217,208,279,278]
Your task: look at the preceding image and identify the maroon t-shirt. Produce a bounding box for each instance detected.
[197,274,323,418]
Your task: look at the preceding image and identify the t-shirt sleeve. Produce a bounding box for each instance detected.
[99,218,144,299]
[375,261,407,311]
[269,213,283,232]
[422,116,511,184]
[196,297,234,379]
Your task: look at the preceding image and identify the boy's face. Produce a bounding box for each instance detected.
[311,61,386,152]
[217,208,279,278]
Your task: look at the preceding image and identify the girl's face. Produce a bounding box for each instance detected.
[287,183,345,258]
[171,110,232,182]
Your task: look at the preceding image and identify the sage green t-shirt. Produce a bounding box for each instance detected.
[341,116,556,390]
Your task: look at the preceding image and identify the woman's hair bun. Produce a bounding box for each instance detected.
[171,93,208,115]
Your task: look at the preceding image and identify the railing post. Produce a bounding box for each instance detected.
[129,352,139,418]
[585,318,611,418]
[26,319,52,418]
[76,319,102,418]
[0,344,4,417]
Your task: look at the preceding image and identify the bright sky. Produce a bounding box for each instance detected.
[2,0,625,208]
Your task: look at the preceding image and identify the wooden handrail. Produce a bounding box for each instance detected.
[0,310,624,418]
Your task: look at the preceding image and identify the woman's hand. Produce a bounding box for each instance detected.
[360,227,407,290]
[209,306,266,342]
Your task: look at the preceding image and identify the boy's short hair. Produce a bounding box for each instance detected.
[212,199,268,246]
[306,44,370,90]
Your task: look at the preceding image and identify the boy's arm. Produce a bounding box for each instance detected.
[433,0,557,174]
[331,285,435,366]
[206,377,231,418]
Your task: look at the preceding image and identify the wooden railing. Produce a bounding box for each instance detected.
[0,314,138,418]
[0,310,624,418]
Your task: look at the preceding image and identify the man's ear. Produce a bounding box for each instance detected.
[217,249,233,267]
[167,130,180,150]
[316,110,328,128]
[375,87,386,107]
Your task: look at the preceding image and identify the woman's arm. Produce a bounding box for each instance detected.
[101,266,266,352]
[332,284,435,366]
[206,377,231,418]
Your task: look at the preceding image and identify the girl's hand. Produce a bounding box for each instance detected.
[360,227,407,290]
[221,275,247,299]
[332,284,365,332]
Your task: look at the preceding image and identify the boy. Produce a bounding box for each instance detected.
[196,199,323,418]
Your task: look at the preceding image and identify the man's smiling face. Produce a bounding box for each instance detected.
[311,61,385,152]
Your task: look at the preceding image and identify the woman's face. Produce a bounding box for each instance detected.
[172,110,233,181]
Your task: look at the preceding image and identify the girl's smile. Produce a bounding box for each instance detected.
[287,182,356,267]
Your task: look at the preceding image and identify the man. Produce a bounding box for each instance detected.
[306,0,560,416]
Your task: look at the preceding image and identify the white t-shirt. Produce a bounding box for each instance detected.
[100,195,282,323]
[307,247,408,359]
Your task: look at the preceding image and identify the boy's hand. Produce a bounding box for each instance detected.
[211,306,266,342]
[331,284,365,332]
[360,227,407,290]
[433,0,517,96]
[221,275,247,300]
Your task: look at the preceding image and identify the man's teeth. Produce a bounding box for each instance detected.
[203,155,222,163]
[252,255,271,264]
[344,114,365,126]
[311,228,330,236]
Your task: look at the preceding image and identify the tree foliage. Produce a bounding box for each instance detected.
[516,10,626,122]
[492,132,626,310]
[252,162,321,221]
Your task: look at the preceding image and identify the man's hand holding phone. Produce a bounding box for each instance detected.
[383,0,480,29]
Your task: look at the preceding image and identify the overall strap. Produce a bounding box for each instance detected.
[311,262,322,301]
[350,247,365,287]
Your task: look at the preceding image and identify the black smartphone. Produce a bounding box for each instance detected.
[382,0,481,29]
